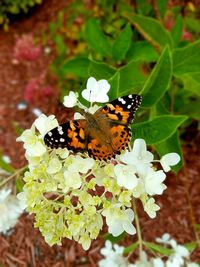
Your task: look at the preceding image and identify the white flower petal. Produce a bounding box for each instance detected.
[160,153,181,172]
[63,91,78,108]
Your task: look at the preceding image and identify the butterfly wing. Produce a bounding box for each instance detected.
[95,94,142,125]
[44,119,87,151]
[86,94,142,160]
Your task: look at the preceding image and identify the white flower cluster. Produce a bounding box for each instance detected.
[99,240,134,267]
[0,188,24,234]
[17,77,180,250]
[99,235,198,267]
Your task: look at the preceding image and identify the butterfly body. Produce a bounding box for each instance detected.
[44,94,142,161]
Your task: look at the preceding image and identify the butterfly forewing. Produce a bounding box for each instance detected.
[96,94,142,124]
[44,119,87,151]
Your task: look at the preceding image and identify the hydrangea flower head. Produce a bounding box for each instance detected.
[17,77,181,250]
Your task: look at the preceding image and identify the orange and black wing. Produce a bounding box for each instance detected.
[44,120,87,152]
[96,94,142,125]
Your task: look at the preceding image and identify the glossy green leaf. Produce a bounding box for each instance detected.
[119,59,147,93]
[85,18,112,57]
[89,60,116,80]
[112,24,132,61]
[144,242,173,256]
[61,57,90,78]
[173,41,200,75]
[126,41,159,62]
[155,131,183,172]
[171,15,183,46]
[156,0,168,18]
[127,14,173,50]
[108,71,120,99]
[141,46,172,107]
[180,73,200,96]
[131,115,187,144]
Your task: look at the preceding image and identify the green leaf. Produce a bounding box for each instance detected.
[180,73,200,96]
[131,115,188,144]
[119,59,147,93]
[53,35,67,56]
[135,0,152,16]
[144,242,173,256]
[123,242,138,254]
[108,71,120,99]
[85,18,112,57]
[89,60,116,80]
[103,232,126,243]
[127,14,173,50]
[155,131,183,172]
[126,41,159,62]
[173,41,200,75]
[184,242,197,252]
[0,156,14,173]
[112,24,132,61]
[171,15,183,46]
[16,177,24,193]
[141,46,172,107]
[61,57,90,78]
[185,16,200,34]
[156,0,168,18]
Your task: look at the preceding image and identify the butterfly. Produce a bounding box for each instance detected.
[44,94,142,161]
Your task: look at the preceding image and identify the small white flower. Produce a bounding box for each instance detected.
[99,240,133,267]
[0,188,24,234]
[88,104,100,114]
[114,164,138,190]
[79,234,91,250]
[143,168,166,196]
[102,206,136,236]
[2,155,11,164]
[56,148,69,159]
[156,233,171,244]
[26,141,46,157]
[160,153,181,172]
[74,112,84,120]
[153,258,164,267]
[120,139,154,176]
[68,156,94,174]
[64,170,82,189]
[144,198,160,218]
[81,77,110,103]
[63,91,78,108]
[46,157,62,174]
[34,114,59,137]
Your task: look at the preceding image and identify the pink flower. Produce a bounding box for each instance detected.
[14,34,42,61]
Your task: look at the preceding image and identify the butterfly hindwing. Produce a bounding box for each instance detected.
[96,94,142,124]
[44,119,87,151]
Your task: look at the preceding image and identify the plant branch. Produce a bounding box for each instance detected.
[133,199,143,258]
[0,166,27,188]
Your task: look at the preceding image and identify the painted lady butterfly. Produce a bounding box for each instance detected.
[44,94,142,161]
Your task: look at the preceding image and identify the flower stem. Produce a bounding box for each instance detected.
[133,199,143,258]
[0,166,27,188]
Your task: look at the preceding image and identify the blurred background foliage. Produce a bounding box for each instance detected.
[1,0,200,173]
[0,0,42,30]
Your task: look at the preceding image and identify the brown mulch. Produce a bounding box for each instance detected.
[0,0,200,266]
